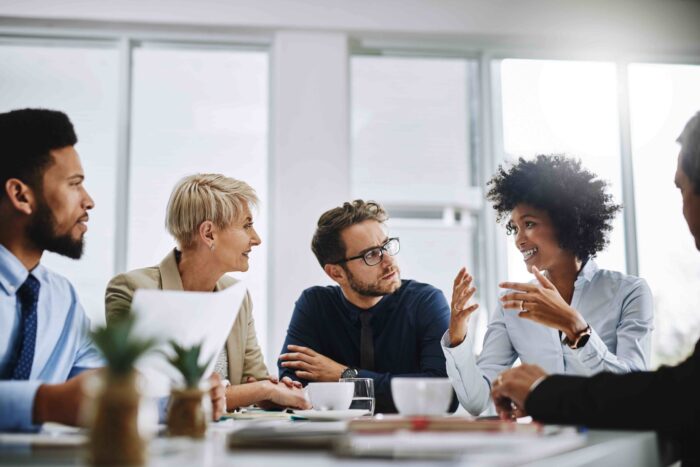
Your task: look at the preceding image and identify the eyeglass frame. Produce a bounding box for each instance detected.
[335,237,400,267]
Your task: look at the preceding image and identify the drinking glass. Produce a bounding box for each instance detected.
[339,377,375,415]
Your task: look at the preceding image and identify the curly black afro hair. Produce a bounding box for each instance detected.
[486,155,621,261]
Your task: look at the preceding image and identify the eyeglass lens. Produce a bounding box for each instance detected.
[363,238,399,266]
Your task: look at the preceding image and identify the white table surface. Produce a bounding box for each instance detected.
[0,420,662,467]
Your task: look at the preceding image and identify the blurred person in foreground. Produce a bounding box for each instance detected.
[444,155,653,415]
[106,174,309,411]
[491,111,700,466]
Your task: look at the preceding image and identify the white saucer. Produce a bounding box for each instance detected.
[292,409,370,421]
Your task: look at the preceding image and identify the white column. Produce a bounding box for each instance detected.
[267,30,350,370]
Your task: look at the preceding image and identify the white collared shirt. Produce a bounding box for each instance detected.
[442,260,654,416]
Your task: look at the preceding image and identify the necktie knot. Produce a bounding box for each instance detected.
[359,310,372,326]
[18,274,40,310]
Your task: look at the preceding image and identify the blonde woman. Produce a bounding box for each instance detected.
[105,174,310,411]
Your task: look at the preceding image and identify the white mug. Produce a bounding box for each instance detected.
[391,377,453,416]
[306,382,354,411]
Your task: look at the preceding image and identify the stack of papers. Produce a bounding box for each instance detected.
[337,429,585,461]
[348,415,541,434]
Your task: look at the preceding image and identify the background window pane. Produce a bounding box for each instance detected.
[499,59,625,282]
[128,46,269,353]
[351,56,472,205]
[351,55,486,355]
[0,42,119,327]
[629,63,700,367]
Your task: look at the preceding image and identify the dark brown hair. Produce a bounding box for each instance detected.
[311,200,387,267]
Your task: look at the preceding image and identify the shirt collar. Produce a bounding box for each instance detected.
[575,259,599,285]
[0,243,30,296]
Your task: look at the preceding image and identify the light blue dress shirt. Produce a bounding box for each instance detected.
[442,260,654,416]
[0,244,103,431]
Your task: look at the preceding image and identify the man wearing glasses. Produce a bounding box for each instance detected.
[278,200,456,413]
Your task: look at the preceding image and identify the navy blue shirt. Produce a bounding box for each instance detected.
[278,279,457,413]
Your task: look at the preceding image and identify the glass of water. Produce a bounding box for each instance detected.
[339,377,375,416]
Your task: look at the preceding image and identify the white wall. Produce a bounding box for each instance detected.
[1,0,699,54]
[269,31,350,370]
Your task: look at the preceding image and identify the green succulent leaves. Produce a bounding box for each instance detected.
[92,314,157,376]
[166,341,213,389]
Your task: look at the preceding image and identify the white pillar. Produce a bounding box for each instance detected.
[267,31,350,370]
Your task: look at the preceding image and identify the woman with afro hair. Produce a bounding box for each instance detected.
[442,155,654,416]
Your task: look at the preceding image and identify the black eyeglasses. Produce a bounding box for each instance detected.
[336,237,400,267]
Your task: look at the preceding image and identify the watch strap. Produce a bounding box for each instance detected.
[563,324,592,349]
[341,367,359,379]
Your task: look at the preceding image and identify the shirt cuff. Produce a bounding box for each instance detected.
[0,380,44,431]
[440,329,472,360]
[529,375,547,393]
[569,327,608,365]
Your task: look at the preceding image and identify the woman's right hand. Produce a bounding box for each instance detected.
[266,381,311,410]
[448,267,479,347]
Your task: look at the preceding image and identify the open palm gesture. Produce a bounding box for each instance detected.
[499,266,587,341]
[448,267,479,347]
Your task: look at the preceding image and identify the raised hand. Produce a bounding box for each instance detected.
[448,267,479,347]
[499,266,587,341]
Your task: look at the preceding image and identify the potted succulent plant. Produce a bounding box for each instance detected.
[88,313,156,466]
[165,341,212,438]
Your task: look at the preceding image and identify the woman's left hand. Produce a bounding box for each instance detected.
[499,266,587,341]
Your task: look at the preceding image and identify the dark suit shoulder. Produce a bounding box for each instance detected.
[298,284,343,305]
[396,280,448,312]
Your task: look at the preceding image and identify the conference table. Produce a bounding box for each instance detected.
[0,416,666,467]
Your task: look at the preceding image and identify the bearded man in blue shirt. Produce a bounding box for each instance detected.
[278,200,457,413]
[0,108,225,431]
[0,108,102,431]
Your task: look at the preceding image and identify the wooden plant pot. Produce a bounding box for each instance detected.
[167,388,207,438]
[89,370,145,466]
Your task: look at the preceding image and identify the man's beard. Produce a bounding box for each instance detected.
[27,199,85,259]
[344,265,401,297]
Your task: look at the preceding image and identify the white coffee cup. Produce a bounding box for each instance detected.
[391,377,453,416]
[306,382,354,411]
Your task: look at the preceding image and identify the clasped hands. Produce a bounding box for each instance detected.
[279,344,346,381]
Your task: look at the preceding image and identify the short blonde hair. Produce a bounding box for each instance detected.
[166,173,259,248]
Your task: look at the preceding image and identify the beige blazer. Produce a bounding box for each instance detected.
[104,249,269,385]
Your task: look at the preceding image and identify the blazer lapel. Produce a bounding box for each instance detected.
[158,250,185,291]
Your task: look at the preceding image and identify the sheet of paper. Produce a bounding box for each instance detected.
[339,429,585,462]
[130,281,246,397]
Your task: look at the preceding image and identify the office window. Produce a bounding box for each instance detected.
[499,59,626,283]
[128,46,269,351]
[351,55,484,342]
[629,63,700,366]
[0,42,120,327]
